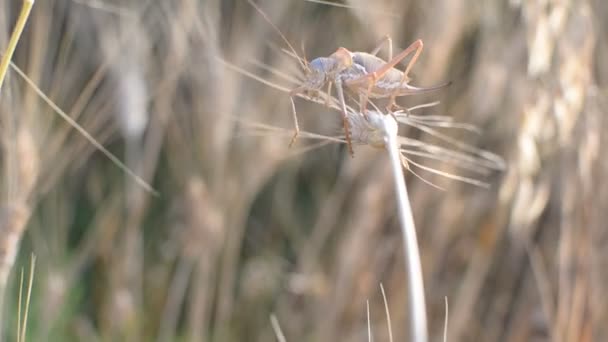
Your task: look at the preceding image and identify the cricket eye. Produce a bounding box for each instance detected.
[312,68,324,80]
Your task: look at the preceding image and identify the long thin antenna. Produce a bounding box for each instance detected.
[247,0,309,71]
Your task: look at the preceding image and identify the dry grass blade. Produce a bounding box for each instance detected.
[270,314,287,342]
[16,254,36,342]
[398,139,501,173]
[219,56,362,114]
[247,58,302,85]
[70,0,136,16]
[401,154,490,188]
[0,0,34,92]
[218,58,291,93]
[9,62,158,196]
[235,118,343,144]
[443,296,449,342]
[20,254,36,342]
[367,300,372,342]
[16,268,24,342]
[380,284,394,342]
[399,148,491,176]
[247,0,308,71]
[0,204,29,339]
[526,244,555,341]
[303,0,400,18]
[396,117,505,170]
[404,116,482,133]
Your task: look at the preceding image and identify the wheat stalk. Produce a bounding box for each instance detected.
[350,111,428,342]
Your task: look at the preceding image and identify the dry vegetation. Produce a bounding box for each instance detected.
[0,0,606,341]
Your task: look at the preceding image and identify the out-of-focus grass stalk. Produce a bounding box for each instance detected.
[270,314,286,342]
[0,204,30,341]
[9,62,157,196]
[377,113,428,342]
[17,255,35,342]
[0,0,35,93]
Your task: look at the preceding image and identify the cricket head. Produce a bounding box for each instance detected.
[302,57,333,90]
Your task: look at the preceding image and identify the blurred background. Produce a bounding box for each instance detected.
[0,0,606,341]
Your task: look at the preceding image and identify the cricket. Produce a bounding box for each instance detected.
[248,0,449,157]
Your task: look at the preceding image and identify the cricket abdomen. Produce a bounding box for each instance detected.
[347,52,406,97]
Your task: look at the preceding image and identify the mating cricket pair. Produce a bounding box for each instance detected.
[288,36,450,156]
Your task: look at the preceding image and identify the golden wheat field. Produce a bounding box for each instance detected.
[0,0,606,341]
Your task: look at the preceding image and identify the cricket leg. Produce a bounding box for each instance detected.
[345,39,423,90]
[325,81,333,108]
[288,95,300,147]
[387,95,416,111]
[401,39,423,79]
[388,39,424,110]
[359,76,375,117]
[387,103,413,117]
[370,34,393,60]
[358,93,368,118]
[288,85,307,147]
[345,40,424,113]
[334,79,354,157]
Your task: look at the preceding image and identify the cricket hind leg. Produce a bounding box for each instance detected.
[387,39,424,110]
[324,81,333,108]
[346,39,423,114]
[357,72,378,118]
[347,38,423,88]
[288,95,300,147]
[288,84,311,147]
[370,34,393,60]
[368,35,393,114]
[334,79,354,157]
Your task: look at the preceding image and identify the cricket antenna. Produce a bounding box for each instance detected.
[247,0,309,72]
[301,37,310,70]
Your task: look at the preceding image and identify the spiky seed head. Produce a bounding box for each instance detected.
[348,110,387,148]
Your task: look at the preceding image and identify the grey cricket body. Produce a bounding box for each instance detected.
[290,42,447,156]
[301,49,446,99]
[345,52,447,98]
